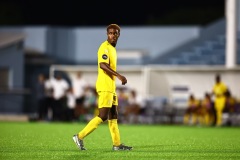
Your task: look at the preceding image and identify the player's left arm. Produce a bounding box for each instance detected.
[100,62,127,85]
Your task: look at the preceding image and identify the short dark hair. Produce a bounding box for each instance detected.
[107,24,120,32]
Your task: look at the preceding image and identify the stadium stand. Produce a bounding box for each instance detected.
[150,19,240,65]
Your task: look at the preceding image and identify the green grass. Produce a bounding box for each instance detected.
[0,121,240,160]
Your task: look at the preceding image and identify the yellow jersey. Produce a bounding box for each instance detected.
[96,41,117,93]
[212,82,227,98]
[188,99,200,108]
[201,98,212,110]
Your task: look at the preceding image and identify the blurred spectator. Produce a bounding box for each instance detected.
[50,73,70,121]
[211,74,228,126]
[71,72,89,120]
[234,99,240,113]
[116,87,129,123]
[198,92,214,126]
[125,89,144,124]
[44,75,54,121]
[65,87,76,122]
[35,73,47,121]
[223,89,237,126]
[183,94,200,125]
[83,86,98,122]
[224,89,236,114]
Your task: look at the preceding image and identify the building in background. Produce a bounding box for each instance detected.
[0,32,29,113]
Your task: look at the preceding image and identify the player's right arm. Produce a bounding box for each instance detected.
[100,62,127,85]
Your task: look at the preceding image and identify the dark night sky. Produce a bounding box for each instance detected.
[0,0,225,26]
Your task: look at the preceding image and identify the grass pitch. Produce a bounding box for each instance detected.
[0,121,240,160]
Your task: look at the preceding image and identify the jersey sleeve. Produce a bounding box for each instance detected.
[98,45,109,64]
[222,83,227,93]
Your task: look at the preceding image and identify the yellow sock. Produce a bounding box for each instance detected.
[205,114,209,125]
[78,116,103,139]
[108,119,121,146]
[183,115,189,124]
[192,114,197,125]
[216,111,222,126]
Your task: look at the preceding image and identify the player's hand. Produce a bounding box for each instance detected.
[117,75,127,85]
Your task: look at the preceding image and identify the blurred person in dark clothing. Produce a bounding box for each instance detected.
[50,73,70,121]
[224,89,236,114]
[36,73,47,121]
[65,87,76,122]
[223,89,237,126]
[44,75,54,121]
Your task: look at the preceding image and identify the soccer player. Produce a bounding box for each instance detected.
[199,92,214,126]
[183,94,200,125]
[211,74,228,126]
[73,24,133,151]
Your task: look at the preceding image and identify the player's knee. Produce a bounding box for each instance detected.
[98,114,108,121]
[100,116,108,121]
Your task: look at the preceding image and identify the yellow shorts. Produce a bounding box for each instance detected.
[97,91,118,108]
[215,97,226,111]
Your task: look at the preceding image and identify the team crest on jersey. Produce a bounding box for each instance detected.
[102,54,108,60]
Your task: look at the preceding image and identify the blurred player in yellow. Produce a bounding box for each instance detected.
[183,94,200,125]
[211,74,227,126]
[199,92,214,126]
[73,24,132,151]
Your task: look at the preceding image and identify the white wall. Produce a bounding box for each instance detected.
[50,65,145,95]
[50,65,240,109]
[148,66,240,102]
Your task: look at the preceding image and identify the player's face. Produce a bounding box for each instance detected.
[107,28,120,47]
